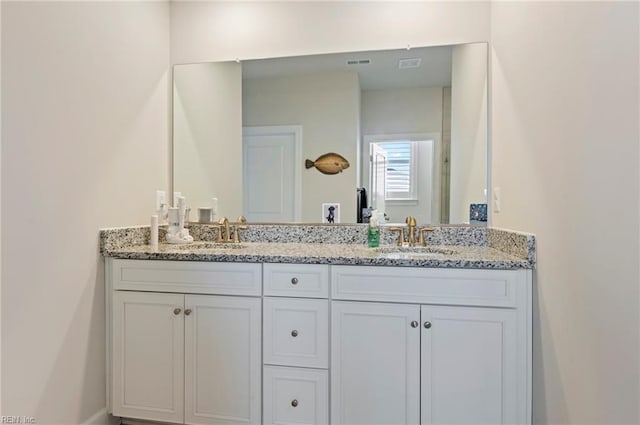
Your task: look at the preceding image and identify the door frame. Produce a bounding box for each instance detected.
[242,125,302,222]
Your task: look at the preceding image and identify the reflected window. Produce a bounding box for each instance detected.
[376,141,418,201]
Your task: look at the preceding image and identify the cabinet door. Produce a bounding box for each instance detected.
[421,305,518,425]
[112,291,184,423]
[331,301,420,425]
[184,295,261,425]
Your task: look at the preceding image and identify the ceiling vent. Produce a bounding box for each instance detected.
[347,59,371,65]
[398,58,422,69]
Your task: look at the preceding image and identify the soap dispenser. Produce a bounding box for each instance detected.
[367,210,380,248]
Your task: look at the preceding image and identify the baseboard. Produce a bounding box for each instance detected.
[81,408,121,425]
[121,419,172,425]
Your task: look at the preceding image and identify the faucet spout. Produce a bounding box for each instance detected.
[405,216,417,246]
[219,217,232,242]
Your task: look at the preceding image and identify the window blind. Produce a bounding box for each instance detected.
[378,141,412,194]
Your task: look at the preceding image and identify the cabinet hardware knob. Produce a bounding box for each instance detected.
[291,330,298,337]
[173,308,182,315]
[185,309,192,316]
[424,321,432,329]
[291,277,299,285]
[411,320,419,328]
[291,399,298,407]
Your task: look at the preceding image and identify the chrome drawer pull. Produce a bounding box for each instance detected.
[291,330,299,337]
[291,399,298,407]
[291,277,299,285]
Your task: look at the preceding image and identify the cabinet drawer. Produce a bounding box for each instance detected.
[263,264,329,298]
[111,259,261,296]
[332,266,522,308]
[263,298,329,368]
[263,366,328,425]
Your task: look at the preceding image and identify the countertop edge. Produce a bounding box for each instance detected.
[102,246,533,270]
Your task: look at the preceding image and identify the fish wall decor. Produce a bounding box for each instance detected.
[305,153,350,175]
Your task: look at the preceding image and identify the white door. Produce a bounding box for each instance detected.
[243,126,301,222]
[370,143,387,216]
[112,291,185,423]
[331,301,420,425]
[421,305,518,425]
[184,295,262,425]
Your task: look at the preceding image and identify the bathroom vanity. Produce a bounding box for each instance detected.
[101,226,534,425]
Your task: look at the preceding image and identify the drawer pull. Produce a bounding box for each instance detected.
[173,308,182,315]
[424,321,432,329]
[291,399,298,407]
[410,320,419,328]
[291,329,299,337]
[291,277,299,285]
[184,309,192,316]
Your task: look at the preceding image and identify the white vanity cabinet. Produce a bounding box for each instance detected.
[106,259,531,425]
[107,259,262,425]
[330,266,531,425]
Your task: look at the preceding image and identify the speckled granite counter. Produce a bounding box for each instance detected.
[101,225,535,270]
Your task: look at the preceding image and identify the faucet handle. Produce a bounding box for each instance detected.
[213,224,224,243]
[237,215,247,224]
[418,227,436,246]
[232,225,248,243]
[389,227,405,247]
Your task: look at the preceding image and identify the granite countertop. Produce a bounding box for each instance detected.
[103,241,532,270]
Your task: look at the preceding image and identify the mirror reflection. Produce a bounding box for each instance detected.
[173,43,487,224]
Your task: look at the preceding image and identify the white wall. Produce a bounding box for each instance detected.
[450,43,487,223]
[170,1,491,65]
[1,2,170,423]
[174,62,243,218]
[361,87,443,223]
[0,1,3,414]
[491,2,639,423]
[243,71,360,222]
[361,87,443,136]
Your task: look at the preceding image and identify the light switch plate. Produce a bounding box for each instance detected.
[493,187,502,213]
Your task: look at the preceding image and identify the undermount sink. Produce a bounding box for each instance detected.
[374,245,458,257]
[168,241,247,250]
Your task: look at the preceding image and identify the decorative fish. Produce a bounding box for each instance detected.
[305,153,350,175]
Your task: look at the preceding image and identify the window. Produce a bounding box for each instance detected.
[376,141,418,201]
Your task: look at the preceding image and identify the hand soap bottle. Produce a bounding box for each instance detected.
[367,210,380,248]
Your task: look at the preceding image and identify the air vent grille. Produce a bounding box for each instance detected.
[398,58,422,69]
[346,59,371,65]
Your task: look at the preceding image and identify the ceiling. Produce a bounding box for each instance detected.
[242,45,453,91]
